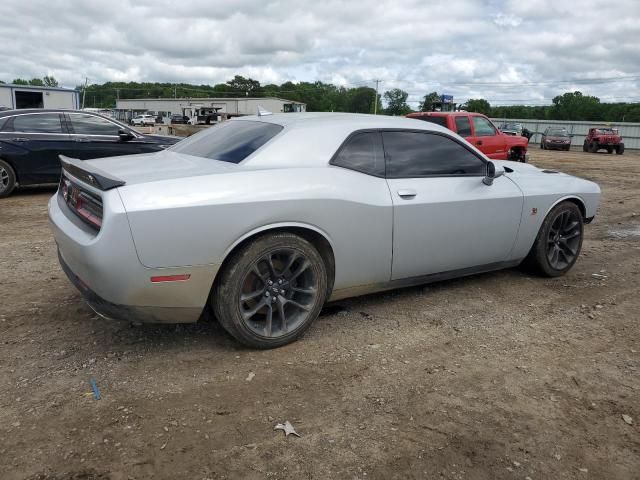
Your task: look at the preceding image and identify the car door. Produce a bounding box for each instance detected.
[383,130,524,280]
[467,115,508,159]
[0,112,70,184]
[65,112,153,159]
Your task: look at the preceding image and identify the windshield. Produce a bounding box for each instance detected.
[596,128,615,134]
[170,120,283,163]
[548,129,568,136]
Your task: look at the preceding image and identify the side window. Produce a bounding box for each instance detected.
[12,114,64,133]
[383,131,486,177]
[454,116,472,137]
[69,114,121,136]
[472,116,497,136]
[332,131,385,176]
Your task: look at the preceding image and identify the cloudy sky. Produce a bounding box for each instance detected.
[1,0,639,106]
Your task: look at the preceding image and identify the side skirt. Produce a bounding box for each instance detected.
[328,260,522,302]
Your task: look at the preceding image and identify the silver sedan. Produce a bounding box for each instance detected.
[49,113,600,348]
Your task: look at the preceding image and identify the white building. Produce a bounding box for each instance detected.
[115,97,306,123]
[0,84,80,110]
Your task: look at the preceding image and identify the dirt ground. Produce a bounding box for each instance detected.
[1,148,639,480]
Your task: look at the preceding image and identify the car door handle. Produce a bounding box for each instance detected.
[476,140,483,146]
[12,137,29,142]
[74,137,90,142]
[397,189,417,199]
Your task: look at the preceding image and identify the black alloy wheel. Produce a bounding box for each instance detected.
[238,249,319,338]
[0,159,16,198]
[213,233,328,348]
[546,209,582,270]
[523,201,584,277]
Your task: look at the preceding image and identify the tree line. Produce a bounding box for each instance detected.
[2,75,639,122]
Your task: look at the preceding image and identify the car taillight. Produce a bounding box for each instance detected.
[60,177,103,230]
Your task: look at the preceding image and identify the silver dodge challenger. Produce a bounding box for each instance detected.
[49,113,600,348]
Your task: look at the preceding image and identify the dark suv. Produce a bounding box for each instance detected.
[0,109,181,197]
[541,127,571,151]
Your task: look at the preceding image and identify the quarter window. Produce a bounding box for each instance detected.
[454,116,472,137]
[383,131,485,177]
[332,132,385,176]
[472,116,497,136]
[69,114,121,136]
[12,114,64,133]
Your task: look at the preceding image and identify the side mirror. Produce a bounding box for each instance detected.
[483,161,505,186]
[118,129,134,141]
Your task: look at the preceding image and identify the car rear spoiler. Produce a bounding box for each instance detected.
[59,155,126,191]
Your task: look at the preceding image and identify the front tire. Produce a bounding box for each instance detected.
[523,202,584,277]
[589,142,599,153]
[0,159,17,198]
[213,233,328,348]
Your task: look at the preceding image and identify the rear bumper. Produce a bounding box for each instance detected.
[59,250,202,324]
[49,190,212,324]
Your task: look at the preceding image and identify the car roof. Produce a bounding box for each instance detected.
[406,111,481,117]
[231,112,477,169]
[234,111,452,134]
[0,108,107,118]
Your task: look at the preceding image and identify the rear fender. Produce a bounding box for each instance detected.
[222,222,335,260]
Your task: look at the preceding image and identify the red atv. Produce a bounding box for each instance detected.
[583,127,624,155]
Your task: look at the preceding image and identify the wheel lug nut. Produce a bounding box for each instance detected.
[265,292,270,297]
[268,280,273,285]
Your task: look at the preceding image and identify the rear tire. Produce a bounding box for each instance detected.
[212,232,328,348]
[589,142,599,153]
[522,201,584,277]
[606,146,613,154]
[582,142,588,152]
[0,159,17,198]
[616,143,624,155]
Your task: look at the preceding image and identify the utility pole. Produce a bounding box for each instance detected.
[174,85,177,98]
[81,77,88,109]
[373,79,381,115]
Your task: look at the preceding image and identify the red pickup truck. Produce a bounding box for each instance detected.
[406,111,529,162]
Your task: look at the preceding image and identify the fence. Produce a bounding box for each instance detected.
[490,118,640,149]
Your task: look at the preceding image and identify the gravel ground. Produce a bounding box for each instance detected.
[1,148,639,480]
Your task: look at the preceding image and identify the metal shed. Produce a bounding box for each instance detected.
[114,97,306,123]
[0,84,80,110]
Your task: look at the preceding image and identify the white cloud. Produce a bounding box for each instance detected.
[0,0,639,106]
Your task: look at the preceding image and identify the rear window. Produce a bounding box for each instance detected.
[415,116,448,128]
[171,120,283,163]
